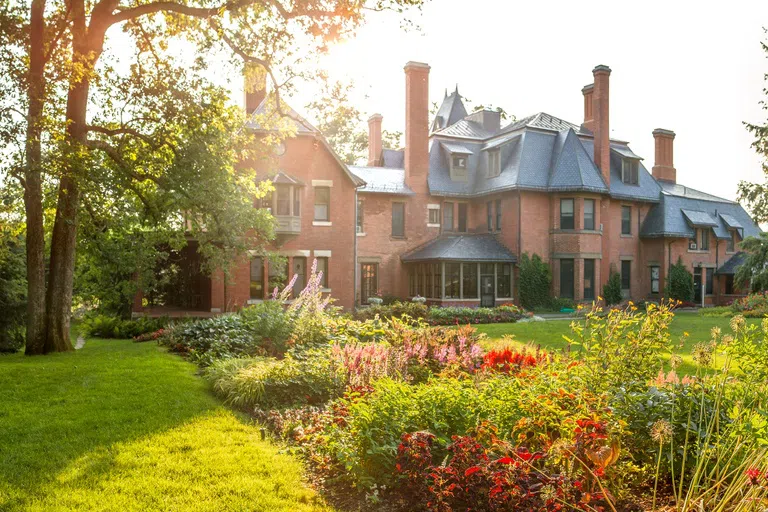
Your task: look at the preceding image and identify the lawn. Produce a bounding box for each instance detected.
[0,335,332,512]
[477,311,758,375]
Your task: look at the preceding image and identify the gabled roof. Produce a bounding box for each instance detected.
[271,171,305,186]
[431,88,468,133]
[641,184,760,239]
[349,166,414,195]
[401,234,517,262]
[496,112,580,137]
[716,252,748,275]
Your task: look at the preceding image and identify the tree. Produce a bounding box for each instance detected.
[3,0,425,354]
[666,257,694,302]
[602,272,622,305]
[735,233,768,292]
[738,33,768,221]
[306,77,402,165]
[518,253,551,310]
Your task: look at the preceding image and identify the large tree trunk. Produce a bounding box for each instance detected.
[23,0,48,355]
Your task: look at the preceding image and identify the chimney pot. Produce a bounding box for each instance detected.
[652,128,676,183]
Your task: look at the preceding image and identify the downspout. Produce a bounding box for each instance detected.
[354,188,359,309]
[517,191,522,304]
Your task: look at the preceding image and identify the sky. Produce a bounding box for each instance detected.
[249,0,768,203]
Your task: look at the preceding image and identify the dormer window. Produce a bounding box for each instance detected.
[488,149,501,178]
[452,155,467,170]
[621,159,639,185]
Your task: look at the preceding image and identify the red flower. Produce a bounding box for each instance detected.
[496,456,514,465]
[464,466,481,477]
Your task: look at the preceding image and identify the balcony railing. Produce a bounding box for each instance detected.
[275,215,301,235]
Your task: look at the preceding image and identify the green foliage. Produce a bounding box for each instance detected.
[161,314,259,366]
[735,233,768,292]
[518,253,551,310]
[602,271,623,305]
[353,301,428,321]
[205,349,344,409]
[425,305,524,325]
[79,314,167,340]
[0,234,26,353]
[699,306,735,317]
[667,257,695,302]
[239,301,294,355]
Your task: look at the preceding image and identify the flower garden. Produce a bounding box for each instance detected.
[143,263,768,511]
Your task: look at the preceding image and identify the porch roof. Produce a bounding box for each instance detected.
[716,251,748,276]
[401,234,517,263]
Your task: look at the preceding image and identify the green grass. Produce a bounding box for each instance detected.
[0,336,332,512]
[477,312,760,375]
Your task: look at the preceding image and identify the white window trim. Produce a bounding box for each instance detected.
[311,179,333,187]
[278,249,311,257]
[320,288,332,293]
[427,203,441,228]
[312,221,332,227]
[356,232,366,237]
[314,250,332,258]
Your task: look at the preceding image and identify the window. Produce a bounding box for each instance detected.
[293,188,301,216]
[621,260,631,290]
[584,199,595,230]
[463,263,478,298]
[621,206,631,235]
[706,268,714,295]
[621,159,639,185]
[497,263,512,298]
[584,259,595,300]
[391,202,405,238]
[445,263,461,298]
[360,263,378,304]
[250,257,263,299]
[293,257,306,297]
[316,257,328,289]
[452,155,468,170]
[314,186,330,221]
[443,202,454,231]
[727,231,735,252]
[700,228,709,250]
[428,207,440,225]
[432,263,442,299]
[651,266,660,293]
[276,185,290,216]
[495,199,502,231]
[257,191,273,212]
[458,203,467,232]
[487,202,493,232]
[560,199,574,230]
[356,198,364,233]
[725,275,734,295]
[268,259,286,293]
[488,149,501,178]
[560,259,574,299]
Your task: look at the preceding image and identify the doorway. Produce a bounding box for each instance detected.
[360,263,378,305]
[481,275,495,307]
[693,267,702,304]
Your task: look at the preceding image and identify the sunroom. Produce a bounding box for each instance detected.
[401,234,517,307]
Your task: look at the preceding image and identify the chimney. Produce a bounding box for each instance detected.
[404,61,430,190]
[581,84,594,132]
[244,63,267,115]
[367,114,383,167]
[652,129,676,183]
[466,109,501,133]
[592,65,611,185]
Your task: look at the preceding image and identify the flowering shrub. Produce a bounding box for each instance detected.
[426,305,524,326]
[481,346,547,375]
[353,301,428,321]
[133,328,165,343]
[732,291,768,313]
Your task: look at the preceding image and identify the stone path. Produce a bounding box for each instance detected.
[75,335,86,350]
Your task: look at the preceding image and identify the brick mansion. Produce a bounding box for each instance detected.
[132,62,760,315]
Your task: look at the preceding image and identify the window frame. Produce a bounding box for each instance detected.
[276,185,291,216]
[428,206,440,226]
[313,186,330,221]
[705,267,714,296]
[445,263,461,299]
[488,148,501,178]
[651,265,660,294]
[443,202,454,231]
[584,199,595,231]
[316,257,329,289]
[391,202,406,238]
[700,228,710,251]
[487,201,493,232]
[559,258,575,299]
[560,198,575,230]
[621,159,639,185]
[621,260,631,290]
[496,263,513,299]
[462,263,478,299]
[621,206,631,235]
[726,231,735,252]
[584,259,595,300]
[452,154,468,171]
[495,199,502,232]
[292,256,307,297]
[457,203,468,233]
[356,198,364,233]
[249,257,264,300]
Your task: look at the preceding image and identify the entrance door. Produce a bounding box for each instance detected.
[360,263,378,305]
[481,275,495,307]
[693,267,702,304]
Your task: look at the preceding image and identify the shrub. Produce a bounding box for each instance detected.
[426,305,524,325]
[602,271,623,305]
[239,300,293,355]
[133,328,165,342]
[699,306,734,317]
[667,257,694,302]
[353,301,428,321]
[205,348,344,409]
[518,253,551,310]
[162,314,258,366]
[732,291,768,313]
[0,234,26,353]
[80,314,167,339]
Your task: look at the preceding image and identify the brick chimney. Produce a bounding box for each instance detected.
[652,129,676,183]
[367,114,383,167]
[592,65,611,185]
[581,84,594,133]
[244,63,266,115]
[404,61,430,190]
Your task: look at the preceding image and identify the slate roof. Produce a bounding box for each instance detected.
[720,213,743,230]
[441,141,474,154]
[401,234,517,262]
[271,171,305,186]
[382,148,405,168]
[681,209,719,227]
[431,88,468,133]
[641,183,760,239]
[349,166,414,195]
[716,252,748,275]
[496,112,580,136]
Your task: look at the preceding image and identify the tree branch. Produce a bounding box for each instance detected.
[85,138,166,185]
[86,124,177,156]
